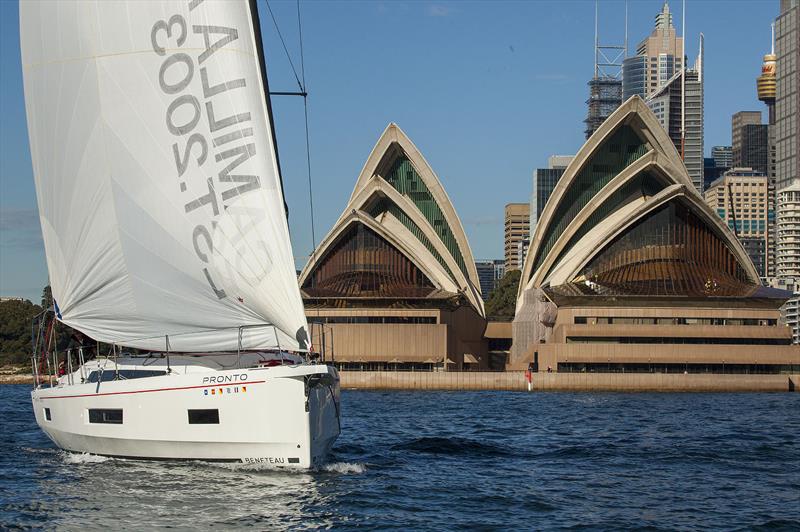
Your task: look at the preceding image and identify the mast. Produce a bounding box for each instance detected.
[248,0,290,218]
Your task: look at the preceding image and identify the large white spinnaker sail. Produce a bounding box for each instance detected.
[20,0,309,352]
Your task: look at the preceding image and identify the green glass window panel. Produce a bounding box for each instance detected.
[365,199,457,283]
[544,172,665,282]
[382,156,469,279]
[529,125,650,279]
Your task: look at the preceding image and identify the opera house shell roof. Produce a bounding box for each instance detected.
[299,123,485,317]
[517,96,783,308]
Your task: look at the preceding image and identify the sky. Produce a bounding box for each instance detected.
[0,0,780,302]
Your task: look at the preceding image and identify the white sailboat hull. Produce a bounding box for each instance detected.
[31,364,340,468]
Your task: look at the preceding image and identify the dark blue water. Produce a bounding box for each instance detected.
[1,385,798,530]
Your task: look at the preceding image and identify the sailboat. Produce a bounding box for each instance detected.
[20,0,340,467]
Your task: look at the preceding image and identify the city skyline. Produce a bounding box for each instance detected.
[0,0,783,301]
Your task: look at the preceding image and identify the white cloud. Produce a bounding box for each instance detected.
[428,4,454,17]
[0,208,43,249]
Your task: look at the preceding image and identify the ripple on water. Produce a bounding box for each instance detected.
[391,436,511,457]
[1,386,799,530]
[737,519,800,532]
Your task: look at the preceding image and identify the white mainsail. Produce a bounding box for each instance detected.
[20,0,309,352]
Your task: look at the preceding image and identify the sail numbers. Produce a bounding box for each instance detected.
[150,0,264,300]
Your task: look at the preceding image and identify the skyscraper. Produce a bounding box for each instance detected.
[776,183,800,280]
[734,124,770,178]
[622,1,685,100]
[775,183,800,342]
[732,111,767,175]
[531,155,573,225]
[774,0,799,342]
[516,238,530,273]
[704,168,774,281]
[757,26,779,187]
[474,259,505,301]
[504,203,530,272]
[704,158,725,191]
[775,1,798,192]
[646,36,704,192]
[757,38,777,125]
[712,145,733,168]
[705,146,733,191]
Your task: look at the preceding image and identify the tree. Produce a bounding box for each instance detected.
[0,298,41,365]
[41,285,53,310]
[485,269,521,320]
[0,285,78,366]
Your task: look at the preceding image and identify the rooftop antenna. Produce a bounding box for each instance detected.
[624,1,628,58]
[594,0,599,78]
[680,0,686,160]
[593,0,625,79]
[697,33,703,83]
[771,22,775,55]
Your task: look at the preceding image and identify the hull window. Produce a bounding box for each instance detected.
[44,408,51,421]
[188,409,220,424]
[88,409,123,424]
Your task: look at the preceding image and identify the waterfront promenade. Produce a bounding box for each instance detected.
[340,371,800,392]
[6,365,798,392]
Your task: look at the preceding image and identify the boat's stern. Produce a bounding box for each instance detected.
[256,363,340,468]
[305,365,341,467]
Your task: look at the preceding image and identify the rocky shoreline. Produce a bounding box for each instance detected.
[0,367,34,385]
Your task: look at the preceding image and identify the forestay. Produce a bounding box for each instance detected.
[20,0,309,351]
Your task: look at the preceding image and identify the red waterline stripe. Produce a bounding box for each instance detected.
[38,380,266,400]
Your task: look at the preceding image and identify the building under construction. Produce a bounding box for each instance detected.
[584,2,624,139]
[585,77,623,139]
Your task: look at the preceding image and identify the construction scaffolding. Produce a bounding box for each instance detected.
[584,1,625,139]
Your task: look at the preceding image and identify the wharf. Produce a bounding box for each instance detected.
[340,371,800,392]
[4,368,798,392]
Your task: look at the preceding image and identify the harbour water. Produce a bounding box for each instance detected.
[1,385,798,530]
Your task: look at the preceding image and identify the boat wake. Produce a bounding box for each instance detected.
[205,460,366,475]
[21,446,59,455]
[321,462,366,474]
[61,452,112,464]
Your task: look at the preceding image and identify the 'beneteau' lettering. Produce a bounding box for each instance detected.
[243,457,286,464]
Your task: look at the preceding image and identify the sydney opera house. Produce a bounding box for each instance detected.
[299,124,491,370]
[512,97,797,372]
[302,99,797,374]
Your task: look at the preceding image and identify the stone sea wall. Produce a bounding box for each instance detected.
[340,371,800,392]
[4,366,798,392]
[0,367,34,385]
